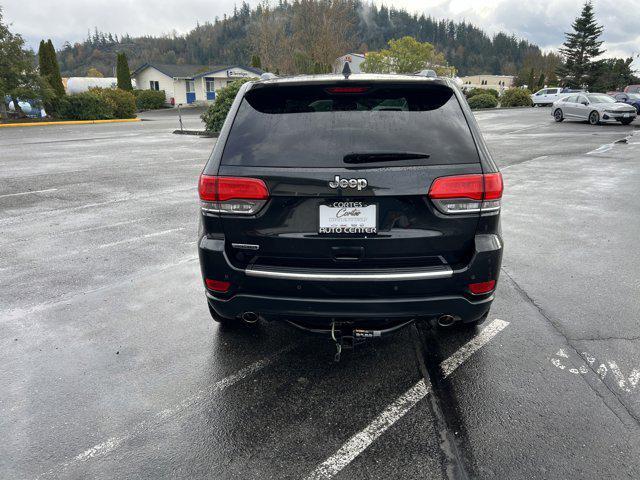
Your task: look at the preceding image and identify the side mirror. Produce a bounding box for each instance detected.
[581,101,588,106]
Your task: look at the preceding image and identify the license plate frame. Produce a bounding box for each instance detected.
[318,202,377,235]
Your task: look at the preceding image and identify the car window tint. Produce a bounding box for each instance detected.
[221,83,480,167]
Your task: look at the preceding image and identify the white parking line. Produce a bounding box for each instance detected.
[35,343,296,478]
[95,227,185,249]
[305,319,510,480]
[0,188,58,199]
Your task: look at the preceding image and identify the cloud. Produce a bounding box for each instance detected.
[4,0,639,70]
[3,0,252,48]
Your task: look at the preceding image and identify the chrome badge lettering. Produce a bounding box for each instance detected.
[328,175,368,191]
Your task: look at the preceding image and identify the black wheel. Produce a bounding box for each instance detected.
[553,108,564,122]
[621,118,633,125]
[208,303,235,325]
[588,111,600,125]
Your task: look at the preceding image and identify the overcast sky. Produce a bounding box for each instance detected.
[3,0,639,69]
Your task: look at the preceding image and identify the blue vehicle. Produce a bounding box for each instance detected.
[612,92,640,114]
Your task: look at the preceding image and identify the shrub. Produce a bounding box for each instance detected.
[58,91,114,120]
[467,94,498,109]
[465,87,499,99]
[500,88,533,107]
[135,89,166,110]
[91,88,136,118]
[201,78,255,132]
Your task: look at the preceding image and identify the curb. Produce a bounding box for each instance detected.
[0,118,142,128]
[173,129,219,138]
[472,106,534,112]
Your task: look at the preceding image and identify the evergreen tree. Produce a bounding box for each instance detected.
[38,40,49,77]
[251,54,261,69]
[116,52,133,90]
[557,1,604,88]
[45,39,65,97]
[527,68,535,89]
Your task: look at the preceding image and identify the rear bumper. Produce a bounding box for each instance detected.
[199,234,502,326]
[207,290,493,326]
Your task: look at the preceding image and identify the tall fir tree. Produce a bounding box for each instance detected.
[38,40,49,77]
[556,1,604,88]
[116,52,133,90]
[250,54,261,69]
[45,39,65,97]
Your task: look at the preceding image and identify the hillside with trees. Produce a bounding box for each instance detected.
[57,0,541,77]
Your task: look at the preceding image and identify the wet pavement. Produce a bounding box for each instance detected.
[1,107,639,479]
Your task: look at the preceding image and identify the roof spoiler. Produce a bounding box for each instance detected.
[415,69,437,78]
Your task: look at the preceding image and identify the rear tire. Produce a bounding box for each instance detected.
[553,109,564,122]
[589,111,600,125]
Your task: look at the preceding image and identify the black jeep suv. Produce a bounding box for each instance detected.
[198,74,503,331]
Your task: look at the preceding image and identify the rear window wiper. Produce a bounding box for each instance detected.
[343,152,430,164]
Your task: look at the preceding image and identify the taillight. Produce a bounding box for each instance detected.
[468,280,496,295]
[205,278,231,292]
[198,175,269,215]
[428,173,503,215]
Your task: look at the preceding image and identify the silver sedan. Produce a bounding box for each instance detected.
[552,93,637,125]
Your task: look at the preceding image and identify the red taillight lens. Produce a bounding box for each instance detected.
[428,173,503,214]
[217,177,269,201]
[468,280,496,295]
[483,173,503,200]
[205,279,231,292]
[198,175,269,215]
[199,174,218,201]
[428,174,484,200]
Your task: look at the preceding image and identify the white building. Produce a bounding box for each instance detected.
[131,63,263,106]
[333,53,366,74]
[459,75,515,92]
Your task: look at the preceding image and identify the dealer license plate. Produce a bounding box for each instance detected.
[319,202,377,234]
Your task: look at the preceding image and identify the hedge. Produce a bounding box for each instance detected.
[58,88,136,120]
[58,91,114,120]
[500,88,533,107]
[201,78,255,132]
[91,88,136,118]
[467,93,498,109]
[465,87,499,99]
[135,90,166,110]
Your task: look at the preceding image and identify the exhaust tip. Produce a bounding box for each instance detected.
[437,315,456,327]
[241,312,259,324]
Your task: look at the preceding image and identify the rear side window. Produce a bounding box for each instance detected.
[220,83,479,168]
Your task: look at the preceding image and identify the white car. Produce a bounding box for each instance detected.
[531,87,570,106]
[552,93,637,125]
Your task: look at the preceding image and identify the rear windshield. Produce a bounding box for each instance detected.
[220,83,479,168]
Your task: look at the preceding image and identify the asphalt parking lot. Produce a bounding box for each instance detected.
[2,106,640,479]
